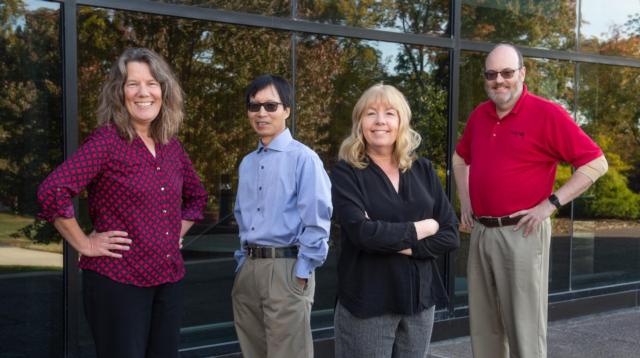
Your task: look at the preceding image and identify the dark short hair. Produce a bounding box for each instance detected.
[244,74,292,109]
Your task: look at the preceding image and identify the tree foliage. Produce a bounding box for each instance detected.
[2,0,640,248]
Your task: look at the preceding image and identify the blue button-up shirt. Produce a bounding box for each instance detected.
[234,128,332,278]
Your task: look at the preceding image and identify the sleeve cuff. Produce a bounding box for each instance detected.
[294,258,314,279]
[234,249,246,272]
[181,208,205,222]
[38,205,75,223]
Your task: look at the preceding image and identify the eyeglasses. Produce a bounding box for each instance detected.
[247,102,283,112]
[483,67,521,81]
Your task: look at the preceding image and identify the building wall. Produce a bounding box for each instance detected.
[1,0,639,356]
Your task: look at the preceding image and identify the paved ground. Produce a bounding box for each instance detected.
[0,246,62,267]
[428,307,640,358]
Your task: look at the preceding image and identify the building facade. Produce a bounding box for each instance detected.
[1,0,639,356]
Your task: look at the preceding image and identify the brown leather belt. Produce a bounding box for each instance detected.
[475,215,524,228]
[246,245,298,259]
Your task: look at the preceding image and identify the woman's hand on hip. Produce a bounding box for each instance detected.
[81,230,131,258]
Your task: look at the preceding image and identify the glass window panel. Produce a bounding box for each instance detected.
[78,7,291,355]
[0,1,63,356]
[580,0,640,59]
[296,35,450,323]
[461,0,577,50]
[455,51,575,306]
[150,0,290,17]
[572,63,640,290]
[298,0,450,36]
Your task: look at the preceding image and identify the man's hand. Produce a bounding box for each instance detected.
[460,199,474,232]
[81,230,131,258]
[296,277,307,290]
[397,248,413,256]
[510,199,556,237]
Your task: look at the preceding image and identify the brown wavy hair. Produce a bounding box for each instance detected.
[97,48,183,144]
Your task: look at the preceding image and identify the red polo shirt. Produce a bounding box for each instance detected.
[456,85,602,217]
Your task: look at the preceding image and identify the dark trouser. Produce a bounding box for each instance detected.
[334,301,435,358]
[82,270,184,358]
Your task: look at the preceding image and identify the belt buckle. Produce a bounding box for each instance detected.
[248,247,256,259]
[497,217,502,227]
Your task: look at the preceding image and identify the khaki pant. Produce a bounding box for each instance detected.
[468,218,551,358]
[232,257,315,358]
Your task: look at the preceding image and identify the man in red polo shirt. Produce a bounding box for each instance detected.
[453,44,607,358]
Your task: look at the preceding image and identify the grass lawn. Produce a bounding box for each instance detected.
[0,212,63,253]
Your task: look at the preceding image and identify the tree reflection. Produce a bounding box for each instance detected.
[0,1,62,243]
[462,0,577,50]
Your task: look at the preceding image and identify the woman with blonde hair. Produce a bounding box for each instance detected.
[331,84,459,357]
[38,48,207,358]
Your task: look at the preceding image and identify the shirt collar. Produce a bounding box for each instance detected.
[485,84,529,120]
[257,128,292,153]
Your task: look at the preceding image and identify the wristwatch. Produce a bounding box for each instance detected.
[548,194,562,210]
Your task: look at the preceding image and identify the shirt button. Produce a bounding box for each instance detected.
[161,187,165,191]
[251,227,255,231]
[259,186,262,191]
[166,254,171,258]
[156,166,161,171]
[492,133,496,137]
[257,208,260,211]
[261,165,264,169]
[165,232,169,235]
[162,210,167,214]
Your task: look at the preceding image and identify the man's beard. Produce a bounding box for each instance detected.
[486,81,522,107]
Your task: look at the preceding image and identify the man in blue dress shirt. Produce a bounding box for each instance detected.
[232,74,333,358]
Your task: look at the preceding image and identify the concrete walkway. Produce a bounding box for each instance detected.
[0,246,62,268]
[428,307,640,358]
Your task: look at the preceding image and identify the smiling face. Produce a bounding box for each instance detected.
[124,61,162,131]
[361,101,400,156]
[484,45,526,113]
[247,84,290,146]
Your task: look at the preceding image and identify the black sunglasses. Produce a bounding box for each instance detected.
[247,102,283,112]
[484,67,521,81]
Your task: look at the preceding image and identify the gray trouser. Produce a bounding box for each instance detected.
[468,218,551,358]
[232,257,315,358]
[334,301,435,358]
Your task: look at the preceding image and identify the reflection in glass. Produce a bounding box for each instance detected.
[0,0,63,356]
[77,7,291,354]
[296,35,450,323]
[580,0,640,59]
[298,0,450,36]
[461,0,576,50]
[455,52,575,305]
[572,63,640,289]
[150,0,290,17]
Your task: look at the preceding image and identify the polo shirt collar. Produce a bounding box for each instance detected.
[486,84,529,120]
[257,128,292,153]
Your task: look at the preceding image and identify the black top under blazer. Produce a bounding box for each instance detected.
[331,157,460,318]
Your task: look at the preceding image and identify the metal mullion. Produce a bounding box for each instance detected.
[444,0,463,317]
[75,0,454,49]
[62,0,80,357]
[460,39,640,68]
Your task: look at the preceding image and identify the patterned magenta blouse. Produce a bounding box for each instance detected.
[38,125,207,286]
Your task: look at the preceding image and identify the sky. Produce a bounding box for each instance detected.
[580,0,640,37]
